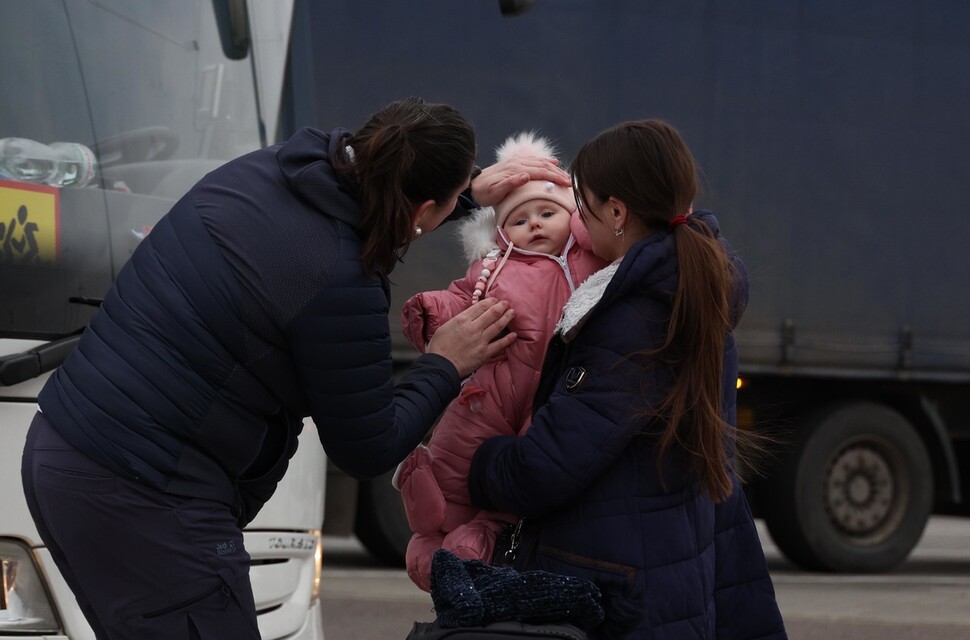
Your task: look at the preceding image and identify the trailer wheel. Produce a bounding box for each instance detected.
[354,470,410,566]
[762,402,932,572]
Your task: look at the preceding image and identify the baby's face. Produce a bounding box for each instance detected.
[502,200,572,255]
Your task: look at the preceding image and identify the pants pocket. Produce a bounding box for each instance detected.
[113,574,259,639]
[38,463,117,493]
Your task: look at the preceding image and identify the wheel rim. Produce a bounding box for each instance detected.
[823,436,909,545]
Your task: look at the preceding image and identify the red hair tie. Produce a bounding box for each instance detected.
[668,214,689,229]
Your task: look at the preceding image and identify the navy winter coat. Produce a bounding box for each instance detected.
[39,127,460,525]
[469,212,787,639]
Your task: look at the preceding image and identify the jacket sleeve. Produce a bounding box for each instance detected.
[286,276,460,481]
[400,267,476,352]
[469,305,661,517]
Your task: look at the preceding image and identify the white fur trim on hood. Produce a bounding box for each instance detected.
[456,206,501,263]
[555,263,619,341]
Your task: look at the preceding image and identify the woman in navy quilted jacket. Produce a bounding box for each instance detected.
[20,97,568,639]
[469,120,787,639]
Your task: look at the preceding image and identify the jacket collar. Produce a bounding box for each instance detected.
[276,127,362,229]
[606,210,724,305]
[555,262,619,341]
[554,211,743,342]
[556,226,680,342]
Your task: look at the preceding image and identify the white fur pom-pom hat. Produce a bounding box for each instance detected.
[492,132,576,228]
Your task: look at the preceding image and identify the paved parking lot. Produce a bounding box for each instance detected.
[318,516,970,639]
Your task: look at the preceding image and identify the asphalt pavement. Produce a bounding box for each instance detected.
[319,517,970,639]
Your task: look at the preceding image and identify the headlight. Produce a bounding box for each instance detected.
[0,539,60,633]
[310,532,323,602]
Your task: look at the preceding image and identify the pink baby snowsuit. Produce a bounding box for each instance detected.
[396,206,606,591]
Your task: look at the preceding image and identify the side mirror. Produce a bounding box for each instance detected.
[212,0,251,60]
[499,0,534,17]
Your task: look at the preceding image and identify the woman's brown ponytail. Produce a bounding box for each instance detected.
[661,216,737,501]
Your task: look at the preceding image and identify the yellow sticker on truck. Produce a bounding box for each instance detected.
[0,179,60,264]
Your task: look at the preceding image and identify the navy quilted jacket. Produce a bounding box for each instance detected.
[39,127,460,525]
[469,212,787,639]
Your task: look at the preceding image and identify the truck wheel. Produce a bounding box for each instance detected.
[762,402,933,572]
[354,470,411,566]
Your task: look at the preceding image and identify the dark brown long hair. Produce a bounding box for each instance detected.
[337,97,476,274]
[572,119,738,502]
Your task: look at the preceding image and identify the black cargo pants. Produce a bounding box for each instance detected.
[20,411,260,640]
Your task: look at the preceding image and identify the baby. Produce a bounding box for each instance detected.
[394,132,607,591]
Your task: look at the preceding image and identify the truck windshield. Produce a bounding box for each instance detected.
[0,0,261,339]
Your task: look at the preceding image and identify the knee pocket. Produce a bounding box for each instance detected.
[111,575,258,639]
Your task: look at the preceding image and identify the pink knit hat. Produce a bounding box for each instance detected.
[492,132,575,228]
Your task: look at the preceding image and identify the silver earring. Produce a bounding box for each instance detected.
[414,227,423,237]
[614,227,624,237]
